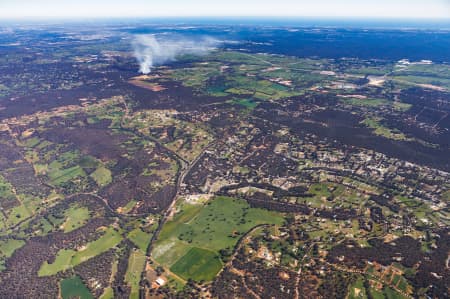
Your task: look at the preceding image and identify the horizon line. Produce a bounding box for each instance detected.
[2,15,450,19]
[1,16,450,22]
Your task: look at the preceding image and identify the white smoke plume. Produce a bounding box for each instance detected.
[132,34,220,74]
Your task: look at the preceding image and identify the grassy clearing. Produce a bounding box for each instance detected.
[343,98,389,107]
[0,239,25,257]
[369,287,386,299]
[228,77,296,100]
[396,277,409,293]
[121,199,137,213]
[6,202,32,226]
[348,277,367,299]
[128,228,151,252]
[60,276,93,299]
[209,51,270,65]
[158,196,284,252]
[306,182,366,210]
[396,63,450,77]
[48,165,86,185]
[100,259,118,299]
[90,166,112,186]
[170,247,222,282]
[71,228,122,265]
[227,98,259,109]
[361,118,409,141]
[39,249,75,276]
[153,196,284,281]
[152,239,193,267]
[346,66,392,76]
[206,85,228,97]
[170,53,302,100]
[99,287,114,299]
[39,227,122,276]
[22,137,41,148]
[308,183,333,198]
[33,217,54,235]
[62,205,90,233]
[225,87,253,95]
[125,249,147,299]
[0,175,15,200]
[392,101,412,112]
[383,286,408,299]
[391,75,450,89]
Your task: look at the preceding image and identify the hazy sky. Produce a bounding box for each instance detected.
[0,0,449,19]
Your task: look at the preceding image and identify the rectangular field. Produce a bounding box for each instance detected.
[170,247,223,282]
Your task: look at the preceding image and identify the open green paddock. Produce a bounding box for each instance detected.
[153,196,285,282]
